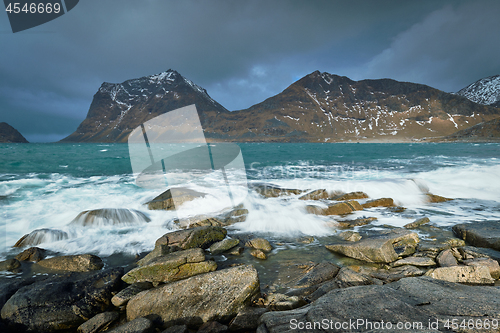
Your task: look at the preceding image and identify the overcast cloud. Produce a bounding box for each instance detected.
[0,0,499,141]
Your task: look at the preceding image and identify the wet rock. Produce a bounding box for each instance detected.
[436,249,458,267]
[77,312,119,333]
[453,221,500,251]
[404,217,430,229]
[443,237,466,247]
[332,191,368,201]
[222,204,248,225]
[250,249,267,260]
[162,325,188,333]
[146,188,205,210]
[361,197,394,208]
[37,254,104,272]
[155,226,227,251]
[326,230,419,263]
[228,307,268,332]
[70,208,150,227]
[296,236,314,244]
[304,205,324,215]
[107,317,154,333]
[338,231,361,242]
[462,258,500,279]
[210,238,240,255]
[1,268,123,332]
[0,277,40,310]
[176,215,224,229]
[425,265,494,285]
[122,248,216,284]
[127,265,260,328]
[336,217,377,228]
[388,206,406,213]
[294,262,340,288]
[245,238,272,253]
[323,200,362,215]
[197,321,228,333]
[111,282,153,307]
[335,267,379,288]
[249,183,303,198]
[13,228,69,247]
[298,189,329,201]
[0,259,21,272]
[426,193,453,203]
[15,246,46,262]
[391,256,436,267]
[258,277,500,333]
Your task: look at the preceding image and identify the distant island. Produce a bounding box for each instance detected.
[0,122,28,143]
[55,70,499,143]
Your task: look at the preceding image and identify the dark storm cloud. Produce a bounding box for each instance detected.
[0,0,498,141]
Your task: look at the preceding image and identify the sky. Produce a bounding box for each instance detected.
[1,0,499,142]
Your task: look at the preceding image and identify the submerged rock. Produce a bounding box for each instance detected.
[1,268,123,332]
[36,254,104,272]
[336,217,377,228]
[426,193,453,203]
[126,265,260,328]
[13,228,69,247]
[122,248,216,284]
[146,188,205,210]
[245,238,272,252]
[249,183,303,198]
[70,208,150,227]
[258,277,500,333]
[453,221,500,251]
[250,249,267,260]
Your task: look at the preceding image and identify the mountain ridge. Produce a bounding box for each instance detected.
[61,70,500,143]
[0,122,29,143]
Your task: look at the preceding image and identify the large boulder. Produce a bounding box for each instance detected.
[245,238,272,253]
[1,268,123,332]
[258,277,500,333]
[122,248,217,284]
[155,226,227,251]
[326,229,419,263]
[13,229,69,247]
[126,265,260,328]
[70,208,150,227]
[36,254,104,272]
[453,221,500,251]
[146,188,205,210]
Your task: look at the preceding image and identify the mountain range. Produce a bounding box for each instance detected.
[61,70,500,143]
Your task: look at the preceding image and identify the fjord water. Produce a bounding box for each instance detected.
[1,143,500,261]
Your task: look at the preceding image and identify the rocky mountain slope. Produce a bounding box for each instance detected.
[62,70,500,143]
[0,122,28,143]
[61,70,228,142]
[440,117,500,142]
[456,75,500,108]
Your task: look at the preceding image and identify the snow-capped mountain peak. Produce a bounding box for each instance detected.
[456,75,500,106]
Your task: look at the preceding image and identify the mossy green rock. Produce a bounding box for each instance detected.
[209,238,240,255]
[155,226,227,250]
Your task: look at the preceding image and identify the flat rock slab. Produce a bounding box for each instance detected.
[404,217,430,229]
[361,197,394,208]
[1,268,123,332]
[36,254,104,272]
[155,226,227,250]
[453,222,500,251]
[392,256,436,267]
[258,276,500,333]
[127,265,260,328]
[111,282,153,307]
[122,248,216,284]
[425,265,495,285]
[210,238,240,255]
[77,312,119,333]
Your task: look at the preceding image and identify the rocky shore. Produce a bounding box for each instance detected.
[2,185,500,332]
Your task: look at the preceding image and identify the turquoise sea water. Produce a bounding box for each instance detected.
[1,143,500,260]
